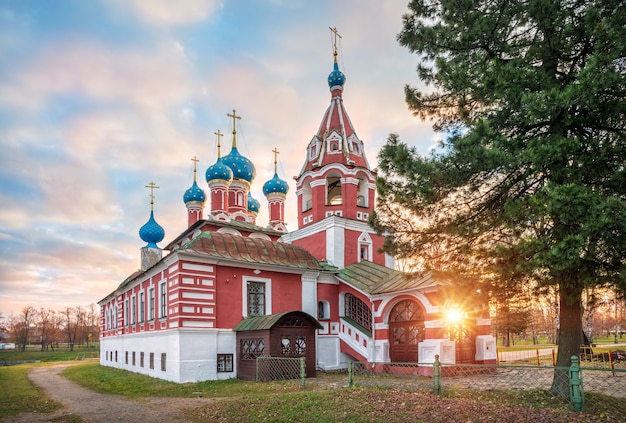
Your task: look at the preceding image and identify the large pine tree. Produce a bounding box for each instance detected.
[373,0,626,395]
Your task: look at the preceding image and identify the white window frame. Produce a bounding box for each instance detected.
[139,291,145,323]
[159,281,167,318]
[242,276,272,317]
[131,294,136,324]
[148,286,155,321]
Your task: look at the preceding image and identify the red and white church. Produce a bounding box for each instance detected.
[99,42,496,383]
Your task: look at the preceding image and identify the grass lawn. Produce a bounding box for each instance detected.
[0,363,64,419]
[2,355,625,422]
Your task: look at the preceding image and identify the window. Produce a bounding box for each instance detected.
[161,353,167,371]
[360,245,369,260]
[115,351,118,362]
[149,287,155,321]
[357,177,368,207]
[124,299,129,326]
[125,351,129,364]
[301,181,312,212]
[358,233,372,262]
[132,351,136,366]
[309,143,318,160]
[327,177,342,205]
[241,339,264,360]
[139,292,145,323]
[131,295,136,324]
[247,282,265,316]
[351,140,360,154]
[160,282,167,318]
[318,301,330,320]
[217,354,234,372]
[280,336,307,356]
[150,352,154,369]
[344,293,372,332]
[140,352,144,367]
[329,138,340,152]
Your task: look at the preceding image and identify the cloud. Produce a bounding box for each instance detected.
[0,39,194,113]
[114,0,221,27]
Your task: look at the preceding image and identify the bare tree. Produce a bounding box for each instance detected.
[37,308,63,351]
[83,304,99,346]
[62,306,85,352]
[8,306,37,351]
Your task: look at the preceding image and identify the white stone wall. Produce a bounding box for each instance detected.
[100,328,236,383]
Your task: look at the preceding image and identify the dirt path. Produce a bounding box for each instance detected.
[4,362,214,423]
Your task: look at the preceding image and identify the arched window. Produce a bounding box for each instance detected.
[356,176,368,207]
[358,232,372,262]
[344,293,372,332]
[302,180,312,212]
[327,176,342,205]
[318,300,330,320]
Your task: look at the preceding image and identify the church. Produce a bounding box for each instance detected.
[98,37,496,383]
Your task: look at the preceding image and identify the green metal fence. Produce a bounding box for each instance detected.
[256,356,306,387]
[255,355,625,419]
[347,355,626,419]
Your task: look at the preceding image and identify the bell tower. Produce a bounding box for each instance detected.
[283,28,393,270]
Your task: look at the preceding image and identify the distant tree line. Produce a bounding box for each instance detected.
[0,305,100,351]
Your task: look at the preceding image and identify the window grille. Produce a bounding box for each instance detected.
[344,293,372,332]
[217,354,233,372]
[247,282,265,316]
[241,339,265,360]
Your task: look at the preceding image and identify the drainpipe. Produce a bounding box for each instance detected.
[371,299,376,363]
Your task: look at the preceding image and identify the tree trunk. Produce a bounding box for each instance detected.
[551,281,583,397]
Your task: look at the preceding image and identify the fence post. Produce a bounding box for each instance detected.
[348,361,354,387]
[433,354,441,395]
[568,355,584,412]
[300,357,306,388]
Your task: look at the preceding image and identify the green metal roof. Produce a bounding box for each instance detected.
[181,231,321,270]
[233,310,323,331]
[337,260,449,294]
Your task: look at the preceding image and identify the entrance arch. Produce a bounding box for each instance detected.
[388,300,425,362]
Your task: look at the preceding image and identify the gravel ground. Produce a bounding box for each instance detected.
[4,362,214,423]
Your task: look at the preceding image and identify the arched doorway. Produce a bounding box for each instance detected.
[388,300,425,362]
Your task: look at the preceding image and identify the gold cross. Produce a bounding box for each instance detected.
[191,155,199,181]
[272,147,279,174]
[214,129,223,158]
[329,26,342,58]
[145,181,159,210]
[227,109,242,147]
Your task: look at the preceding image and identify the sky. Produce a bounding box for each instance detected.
[0,0,439,317]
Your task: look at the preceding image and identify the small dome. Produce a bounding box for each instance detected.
[183,180,206,204]
[247,192,260,214]
[327,61,346,89]
[139,211,165,248]
[263,173,289,196]
[205,158,234,184]
[222,146,256,183]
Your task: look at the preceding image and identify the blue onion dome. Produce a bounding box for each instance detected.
[328,61,346,89]
[205,157,234,184]
[263,172,289,196]
[183,180,206,204]
[221,146,256,183]
[139,211,165,248]
[247,192,260,214]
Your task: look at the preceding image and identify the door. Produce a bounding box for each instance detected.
[388,300,425,363]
